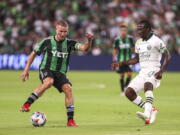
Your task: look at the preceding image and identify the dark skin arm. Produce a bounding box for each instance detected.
[155,50,171,79]
[111,54,139,70]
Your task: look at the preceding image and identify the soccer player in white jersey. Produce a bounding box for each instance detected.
[112,20,171,124]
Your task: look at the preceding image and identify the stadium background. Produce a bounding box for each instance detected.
[0,0,180,135]
[0,0,180,71]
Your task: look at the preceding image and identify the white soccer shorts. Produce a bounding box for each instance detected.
[127,69,160,94]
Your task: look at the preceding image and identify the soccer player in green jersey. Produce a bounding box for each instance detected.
[20,20,94,127]
[112,24,134,95]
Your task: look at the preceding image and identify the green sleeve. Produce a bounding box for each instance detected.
[34,39,47,55]
[113,39,119,49]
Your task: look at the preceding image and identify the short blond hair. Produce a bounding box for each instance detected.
[120,24,127,28]
[56,20,68,27]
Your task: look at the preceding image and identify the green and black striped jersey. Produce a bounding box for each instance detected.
[113,36,134,62]
[34,36,80,74]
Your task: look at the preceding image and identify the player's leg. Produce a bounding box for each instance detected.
[120,73,125,92]
[53,73,78,127]
[144,82,154,119]
[62,84,74,120]
[20,69,54,112]
[20,77,54,112]
[136,82,157,124]
[125,71,132,87]
[125,87,145,109]
[116,66,125,93]
[62,84,78,127]
[125,75,145,108]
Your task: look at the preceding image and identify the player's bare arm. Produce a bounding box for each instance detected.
[111,54,139,70]
[21,51,37,82]
[77,33,94,51]
[155,50,171,79]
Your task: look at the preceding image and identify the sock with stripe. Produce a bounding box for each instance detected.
[132,96,145,109]
[24,92,39,105]
[67,104,74,121]
[144,91,154,117]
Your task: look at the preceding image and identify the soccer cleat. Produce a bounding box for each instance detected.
[149,108,158,124]
[136,108,158,125]
[136,111,150,124]
[67,119,78,127]
[20,104,30,112]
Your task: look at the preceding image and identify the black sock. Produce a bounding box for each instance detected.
[120,78,124,92]
[125,77,131,87]
[24,93,39,105]
[67,104,74,121]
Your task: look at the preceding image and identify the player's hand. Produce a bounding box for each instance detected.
[21,71,29,82]
[155,70,163,80]
[111,62,123,70]
[85,33,94,41]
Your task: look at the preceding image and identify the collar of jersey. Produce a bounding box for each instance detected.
[142,32,153,41]
[53,36,66,43]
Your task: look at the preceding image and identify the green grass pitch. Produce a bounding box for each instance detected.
[0,70,180,135]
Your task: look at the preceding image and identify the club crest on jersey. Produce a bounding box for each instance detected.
[62,47,67,52]
[52,50,68,58]
[147,45,152,50]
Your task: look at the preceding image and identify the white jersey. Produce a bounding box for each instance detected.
[135,34,167,70]
[127,34,166,92]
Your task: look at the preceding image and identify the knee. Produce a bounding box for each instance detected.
[63,84,73,97]
[125,88,132,98]
[125,87,137,101]
[144,82,153,92]
[43,79,53,89]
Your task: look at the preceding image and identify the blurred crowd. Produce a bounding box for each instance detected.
[0,0,180,55]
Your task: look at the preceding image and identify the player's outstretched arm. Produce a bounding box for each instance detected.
[112,54,139,70]
[77,33,94,51]
[21,51,37,82]
[155,50,171,79]
[123,54,139,65]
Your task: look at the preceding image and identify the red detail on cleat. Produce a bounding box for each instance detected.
[67,119,78,127]
[145,120,150,125]
[20,104,31,112]
[152,108,159,111]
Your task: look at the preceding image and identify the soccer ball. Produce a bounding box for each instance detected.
[30,112,47,127]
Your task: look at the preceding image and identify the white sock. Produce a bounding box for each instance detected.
[132,96,145,109]
[144,91,154,117]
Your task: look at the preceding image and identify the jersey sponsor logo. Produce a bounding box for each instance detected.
[139,52,150,61]
[51,50,68,58]
[119,43,130,49]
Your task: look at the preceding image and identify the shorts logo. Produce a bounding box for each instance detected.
[44,72,48,77]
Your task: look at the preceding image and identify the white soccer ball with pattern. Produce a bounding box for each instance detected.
[31,112,47,127]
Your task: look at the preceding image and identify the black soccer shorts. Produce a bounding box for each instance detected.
[39,69,72,93]
[116,65,132,73]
